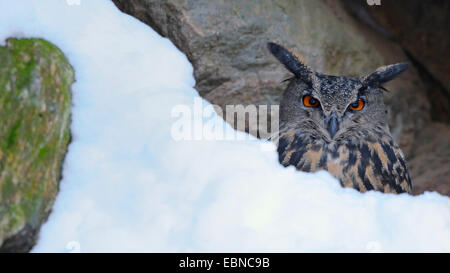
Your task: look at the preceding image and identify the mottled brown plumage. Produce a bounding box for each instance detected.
[268,42,412,194]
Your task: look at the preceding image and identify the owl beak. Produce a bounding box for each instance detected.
[326,112,340,139]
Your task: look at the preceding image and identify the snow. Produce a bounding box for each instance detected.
[0,0,449,252]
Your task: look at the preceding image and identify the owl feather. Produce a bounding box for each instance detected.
[268,42,412,194]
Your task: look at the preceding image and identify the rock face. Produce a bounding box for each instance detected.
[359,0,450,95]
[0,38,73,252]
[346,0,450,123]
[112,0,448,196]
[408,122,450,196]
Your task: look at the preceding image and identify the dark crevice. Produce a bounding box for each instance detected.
[343,0,449,124]
[342,0,393,40]
[403,50,450,123]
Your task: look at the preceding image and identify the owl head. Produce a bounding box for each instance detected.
[268,42,409,142]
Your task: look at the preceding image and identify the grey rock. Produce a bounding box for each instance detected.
[408,122,450,197]
[358,0,450,94]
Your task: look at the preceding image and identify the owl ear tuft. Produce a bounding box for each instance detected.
[267,42,313,84]
[362,62,409,87]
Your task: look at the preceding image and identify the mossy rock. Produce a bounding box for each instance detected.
[0,38,73,252]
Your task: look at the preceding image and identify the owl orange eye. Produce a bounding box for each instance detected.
[303,95,320,107]
[348,99,365,111]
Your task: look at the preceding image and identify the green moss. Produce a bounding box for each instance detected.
[37,146,50,161]
[0,38,74,251]
[5,203,26,232]
[17,59,37,90]
[6,120,22,149]
[1,176,15,202]
[10,40,36,90]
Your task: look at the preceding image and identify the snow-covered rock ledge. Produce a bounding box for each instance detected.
[0,0,448,252]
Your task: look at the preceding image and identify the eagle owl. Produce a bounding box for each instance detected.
[268,42,412,194]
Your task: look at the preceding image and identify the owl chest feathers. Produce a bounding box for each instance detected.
[276,128,412,194]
